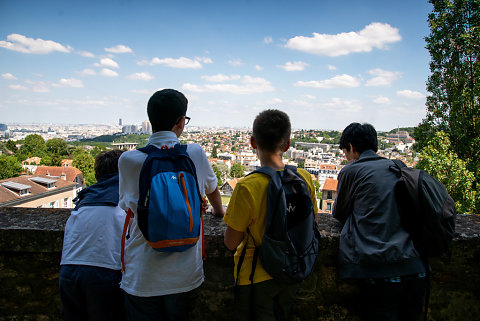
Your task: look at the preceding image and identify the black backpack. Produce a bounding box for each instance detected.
[389,159,456,258]
[236,165,319,286]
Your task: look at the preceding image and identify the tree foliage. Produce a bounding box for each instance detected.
[211,164,223,186]
[46,138,69,155]
[417,132,477,214]
[19,134,47,159]
[230,163,246,178]
[415,0,480,179]
[0,155,23,179]
[73,150,96,186]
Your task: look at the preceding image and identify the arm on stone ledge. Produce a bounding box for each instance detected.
[206,187,225,217]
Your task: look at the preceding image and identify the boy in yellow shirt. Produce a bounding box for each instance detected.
[223,109,318,321]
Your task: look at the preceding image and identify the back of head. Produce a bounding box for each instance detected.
[94,149,124,179]
[147,89,188,132]
[253,109,291,152]
[339,122,378,153]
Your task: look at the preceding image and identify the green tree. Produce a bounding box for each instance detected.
[19,134,47,158]
[415,0,480,191]
[73,151,96,186]
[6,140,17,152]
[212,164,223,186]
[230,163,246,178]
[211,145,218,158]
[46,138,69,155]
[417,132,477,214]
[0,155,23,179]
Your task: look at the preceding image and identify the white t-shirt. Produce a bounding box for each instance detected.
[118,131,218,297]
[61,205,126,270]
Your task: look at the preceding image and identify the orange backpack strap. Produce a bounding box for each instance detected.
[201,196,206,261]
[121,209,134,272]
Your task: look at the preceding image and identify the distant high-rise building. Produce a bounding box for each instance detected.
[0,124,7,131]
[142,120,152,134]
[119,118,122,126]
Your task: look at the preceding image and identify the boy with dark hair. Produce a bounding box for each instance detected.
[333,122,426,321]
[223,109,318,321]
[60,149,126,321]
[119,89,224,321]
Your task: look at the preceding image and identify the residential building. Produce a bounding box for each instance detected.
[320,178,338,214]
[0,175,76,208]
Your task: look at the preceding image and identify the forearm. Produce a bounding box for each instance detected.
[206,187,225,217]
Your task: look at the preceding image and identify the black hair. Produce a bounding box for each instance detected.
[147,89,188,132]
[339,122,378,153]
[252,109,291,152]
[94,149,124,179]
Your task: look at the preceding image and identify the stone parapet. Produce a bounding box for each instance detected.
[0,208,479,320]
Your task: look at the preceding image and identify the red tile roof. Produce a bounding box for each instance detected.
[35,166,83,183]
[323,178,338,191]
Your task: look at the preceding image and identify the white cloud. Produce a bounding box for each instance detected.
[294,74,361,88]
[277,61,309,71]
[322,98,363,113]
[182,75,274,94]
[100,68,119,77]
[201,74,241,82]
[25,80,50,93]
[52,78,84,88]
[195,57,213,64]
[372,96,392,104]
[264,36,273,44]
[304,94,316,100]
[76,69,96,76]
[2,73,17,80]
[9,84,27,90]
[397,89,425,99]
[77,50,95,58]
[327,64,337,70]
[285,22,401,57]
[137,56,208,69]
[126,72,154,81]
[105,45,133,54]
[365,68,402,86]
[255,65,263,71]
[0,33,72,54]
[228,59,244,67]
[97,58,119,69]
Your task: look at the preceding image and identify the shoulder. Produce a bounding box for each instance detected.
[185,143,205,156]
[297,168,313,181]
[119,149,147,165]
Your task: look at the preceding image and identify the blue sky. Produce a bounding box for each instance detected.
[0,0,433,131]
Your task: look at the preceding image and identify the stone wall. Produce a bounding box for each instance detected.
[0,207,479,321]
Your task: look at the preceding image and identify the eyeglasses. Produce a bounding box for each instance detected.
[176,115,191,125]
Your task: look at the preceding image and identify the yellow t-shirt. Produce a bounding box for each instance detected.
[223,168,318,285]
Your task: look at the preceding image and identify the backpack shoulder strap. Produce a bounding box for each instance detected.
[137,144,158,154]
[391,158,407,168]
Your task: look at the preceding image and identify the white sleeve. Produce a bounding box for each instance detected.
[187,144,217,195]
[118,150,145,214]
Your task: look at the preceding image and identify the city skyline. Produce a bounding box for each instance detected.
[1,0,432,131]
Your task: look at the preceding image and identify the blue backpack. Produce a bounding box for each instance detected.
[135,144,203,252]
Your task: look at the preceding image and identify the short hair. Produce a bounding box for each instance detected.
[339,122,378,153]
[94,149,124,179]
[147,89,188,132]
[252,109,291,152]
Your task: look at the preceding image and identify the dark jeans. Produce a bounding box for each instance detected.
[235,279,299,321]
[358,276,426,321]
[123,290,192,321]
[59,265,125,321]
